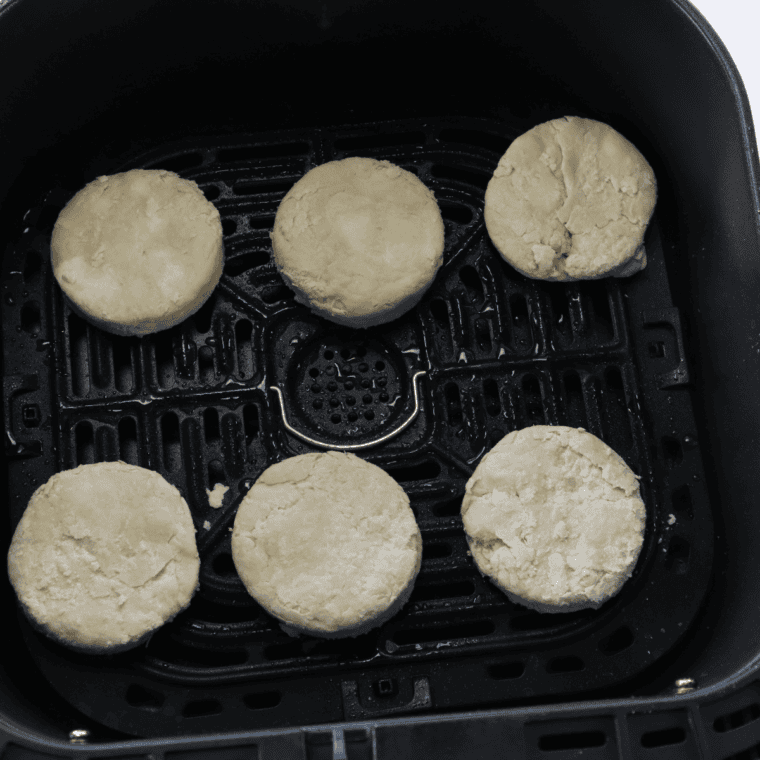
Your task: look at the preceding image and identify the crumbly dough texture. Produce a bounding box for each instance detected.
[207,483,228,508]
[462,426,646,613]
[7,462,200,652]
[231,452,422,637]
[51,169,223,336]
[484,117,657,281]
[271,157,445,328]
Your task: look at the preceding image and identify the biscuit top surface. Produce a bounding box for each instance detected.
[232,451,421,632]
[462,425,645,605]
[51,169,222,326]
[271,157,445,318]
[7,462,200,648]
[484,117,656,280]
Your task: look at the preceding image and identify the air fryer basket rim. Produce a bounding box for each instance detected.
[1,0,760,755]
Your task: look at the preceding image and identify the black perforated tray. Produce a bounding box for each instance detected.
[2,116,714,738]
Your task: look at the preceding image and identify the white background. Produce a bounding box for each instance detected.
[688,0,760,153]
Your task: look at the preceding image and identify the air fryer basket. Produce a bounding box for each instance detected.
[1,0,759,758]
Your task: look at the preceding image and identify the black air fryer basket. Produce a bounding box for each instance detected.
[1,0,759,758]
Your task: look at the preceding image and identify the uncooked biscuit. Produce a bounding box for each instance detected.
[484,117,656,280]
[231,452,422,638]
[462,425,646,613]
[7,462,200,652]
[271,157,445,327]
[51,169,223,336]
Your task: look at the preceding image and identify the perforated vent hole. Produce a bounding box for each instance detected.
[222,218,238,236]
[433,497,462,517]
[410,580,474,602]
[510,294,529,325]
[430,298,451,330]
[563,371,586,426]
[260,284,292,303]
[68,312,89,396]
[459,266,483,301]
[161,413,181,471]
[440,201,474,226]
[640,727,686,747]
[20,301,41,335]
[75,421,95,465]
[225,250,271,276]
[422,542,453,561]
[583,281,614,340]
[192,596,259,625]
[385,460,441,483]
[24,250,41,282]
[199,346,215,383]
[118,417,139,465]
[243,404,259,444]
[522,374,544,422]
[235,319,254,378]
[208,459,225,488]
[249,215,276,230]
[445,382,463,426]
[202,184,221,201]
[483,378,501,416]
[714,702,760,733]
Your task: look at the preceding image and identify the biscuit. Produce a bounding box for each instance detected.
[462,426,646,613]
[51,169,223,336]
[7,462,200,652]
[484,117,656,280]
[271,157,445,327]
[231,452,422,637]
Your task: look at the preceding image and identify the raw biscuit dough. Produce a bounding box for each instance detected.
[231,452,422,637]
[462,426,646,613]
[271,157,445,327]
[484,117,657,280]
[207,483,228,508]
[7,462,200,652]
[51,169,223,336]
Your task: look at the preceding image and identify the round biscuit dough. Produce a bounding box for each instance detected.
[231,452,422,638]
[51,169,224,336]
[7,462,201,653]
[462,426,646,613]
[484,117,657,281]
[271,157,445,328]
